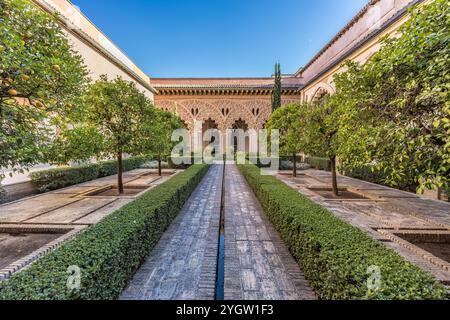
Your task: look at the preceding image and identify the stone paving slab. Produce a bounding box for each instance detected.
[224,164,316,300]
[0,194,78,223]
[51,186,99,195]
[25,198,115,224]
[74,199,131,225]
[120,165,222,301]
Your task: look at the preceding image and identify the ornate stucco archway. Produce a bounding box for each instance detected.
[152,78,302,133]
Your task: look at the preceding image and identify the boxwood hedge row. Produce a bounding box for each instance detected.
[0,164,209,300]
[30,156,151,193]
[304,156,331,171]
[238,164,447,300]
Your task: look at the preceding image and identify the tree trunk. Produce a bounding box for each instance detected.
[158,155,162,177]
[331,156,339,197]
[292,154,297,178]
[117,152,124,194]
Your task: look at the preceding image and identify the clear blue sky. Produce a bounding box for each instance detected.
[71,0,368,78]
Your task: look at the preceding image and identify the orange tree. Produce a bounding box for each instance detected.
[304,97,344,196]
[266,103,308,177]
[135,108,185,176]
[0,0,88,183]
[71,76,152,193]
[334,0,450,195]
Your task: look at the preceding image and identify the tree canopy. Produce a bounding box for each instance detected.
[266,103,309,177]
[334,0,450,194]
[62,76,152,193]
[135,107,185,176]
[0,0,88,179]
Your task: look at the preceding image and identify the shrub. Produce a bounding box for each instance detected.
[344,165,418,193]
[304,156,331,171]
[238,164,447,300]
[0,164,209,300]
[30,156,150,193]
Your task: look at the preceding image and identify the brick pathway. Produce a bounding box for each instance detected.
[121,164,316,300]
[120,165,223,300]
[223,164,316,300]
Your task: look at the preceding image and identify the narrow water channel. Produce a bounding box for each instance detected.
[215,164,226,300]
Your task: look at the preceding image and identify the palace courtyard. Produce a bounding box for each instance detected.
[1,162,449,299]
[0,0,449,301]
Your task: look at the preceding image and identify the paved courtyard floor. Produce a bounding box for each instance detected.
[2,163,448,296]
[276,170,450,285]
[121,164,316,300]
[0,169,178,280]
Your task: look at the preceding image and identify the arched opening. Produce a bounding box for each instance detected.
[202,118,219,155]
[232,118,249,154]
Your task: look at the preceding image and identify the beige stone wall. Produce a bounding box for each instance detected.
[32,0,154,99]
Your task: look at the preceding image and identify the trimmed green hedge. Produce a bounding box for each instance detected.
[238,164,447,300]
[304,156,331,171]
[30,156,150,193]
[0,164,209,300]
[344,165,422,193]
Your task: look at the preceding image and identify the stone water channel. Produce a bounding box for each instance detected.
[120,163,316,300]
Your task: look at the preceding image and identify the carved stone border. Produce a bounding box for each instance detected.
[377,229,450,283]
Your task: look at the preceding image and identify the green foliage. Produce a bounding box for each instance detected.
[0,164,209,300]
[273,98,341,194]
[267,103,311,175]
[0,0,89,172]
[78,76,152,158]
[30,156,150,193]
[266,103,308,157]
[334,0,450,194]
[238,164,447,300]
[304,156,331,171]
[58,75,155,192]
[48,125,105,165]
[304,96,340,162]
[135,107,185,173]
[271,63,282,111]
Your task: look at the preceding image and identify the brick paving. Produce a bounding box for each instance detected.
[121,163,316,300]
[120,165,223,300]
[223,164,316,300]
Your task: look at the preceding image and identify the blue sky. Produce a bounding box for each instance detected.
[71,0,368,78]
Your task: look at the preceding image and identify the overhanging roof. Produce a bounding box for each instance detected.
[152,77,303,95]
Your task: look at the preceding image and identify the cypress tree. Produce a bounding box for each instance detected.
[272,63,282,111]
